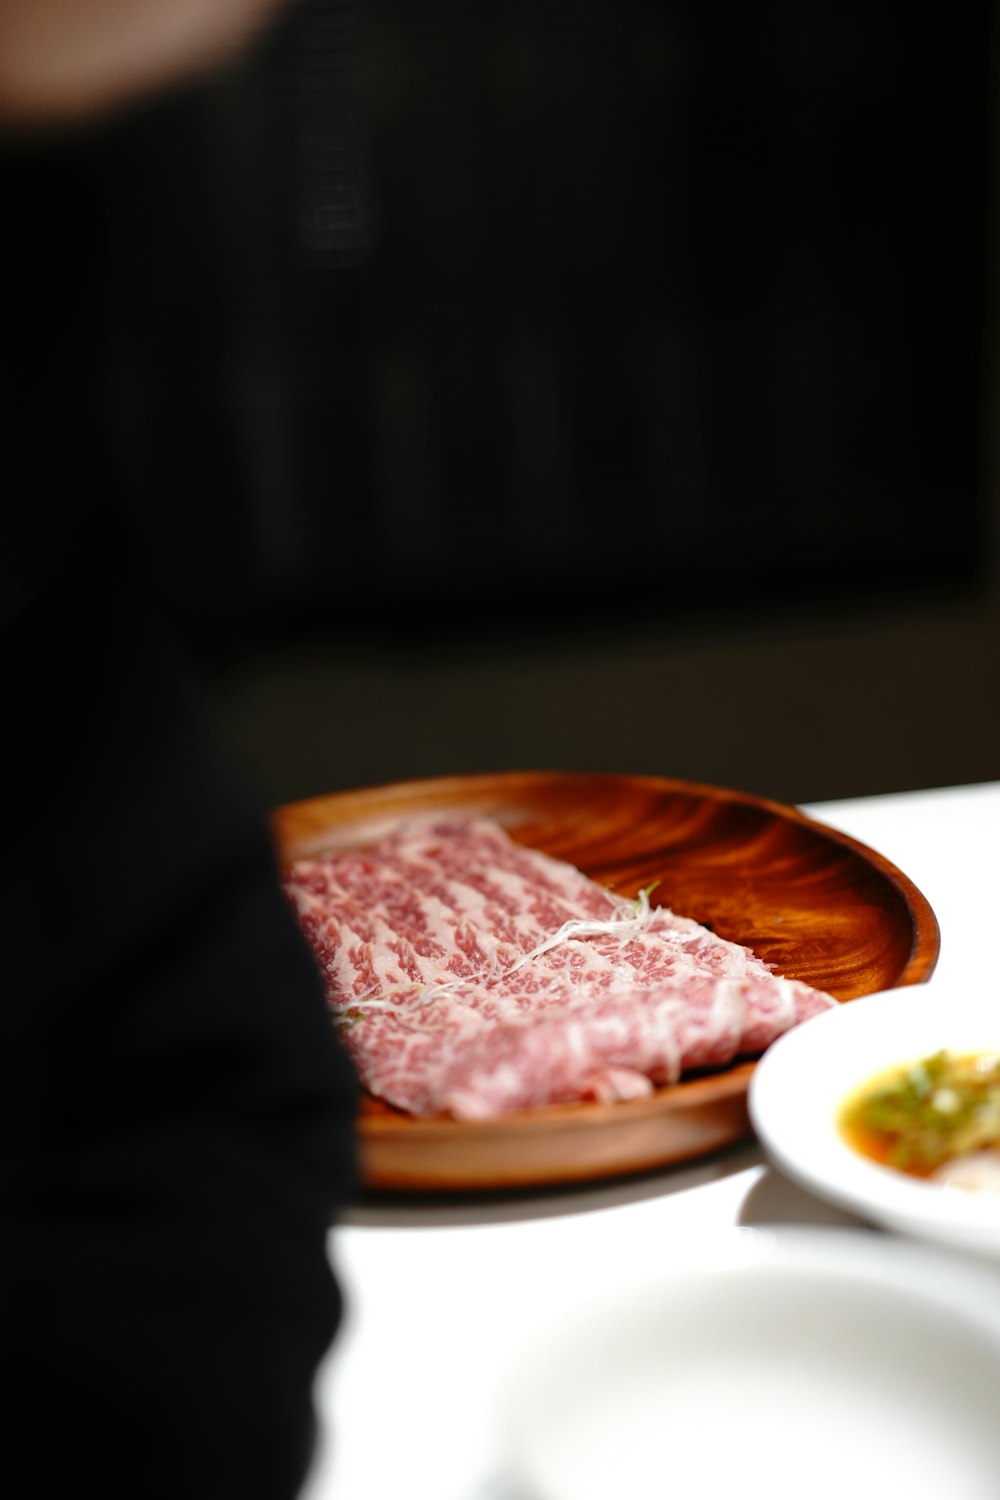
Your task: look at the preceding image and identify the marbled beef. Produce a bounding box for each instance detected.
[283,816,836,1118]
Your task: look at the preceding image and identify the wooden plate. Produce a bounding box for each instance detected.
[271,771,940,1192]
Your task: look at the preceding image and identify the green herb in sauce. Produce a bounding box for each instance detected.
[839,1049,1000,1176]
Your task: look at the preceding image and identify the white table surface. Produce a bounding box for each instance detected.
[300,780,1000,1500]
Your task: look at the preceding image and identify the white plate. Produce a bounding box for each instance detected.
[749,981,1000,1259]
[500,1226,1000,1500]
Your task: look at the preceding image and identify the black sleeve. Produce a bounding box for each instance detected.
[2,524,360,1498]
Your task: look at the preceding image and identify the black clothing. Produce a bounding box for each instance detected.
[3,63,360,1500]
[4,518,359,1495]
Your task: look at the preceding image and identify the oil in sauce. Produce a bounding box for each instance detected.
[838,1048,1000,1189]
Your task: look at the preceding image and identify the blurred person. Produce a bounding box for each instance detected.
[1,2,359,1496]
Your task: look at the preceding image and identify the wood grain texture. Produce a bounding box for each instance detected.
[272,771,940,1191]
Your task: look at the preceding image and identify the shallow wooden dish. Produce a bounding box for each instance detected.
[272,771,940,1192]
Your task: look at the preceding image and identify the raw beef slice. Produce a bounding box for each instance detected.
[283,815,836,1119]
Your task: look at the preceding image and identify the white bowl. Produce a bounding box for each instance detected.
[500,1226,1000,1500]
[748,981,1000,1259]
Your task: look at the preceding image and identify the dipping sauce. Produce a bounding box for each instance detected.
[838,1049,1000,1191]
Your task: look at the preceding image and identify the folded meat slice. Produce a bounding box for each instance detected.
[283,815,836,1119]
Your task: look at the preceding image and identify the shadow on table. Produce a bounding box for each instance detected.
[739,1164,869,1230]
[347,1137,764,1229]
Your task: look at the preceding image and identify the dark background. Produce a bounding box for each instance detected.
[70,1,1000,805]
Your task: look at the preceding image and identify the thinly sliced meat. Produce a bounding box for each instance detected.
[283,815,837,1119]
